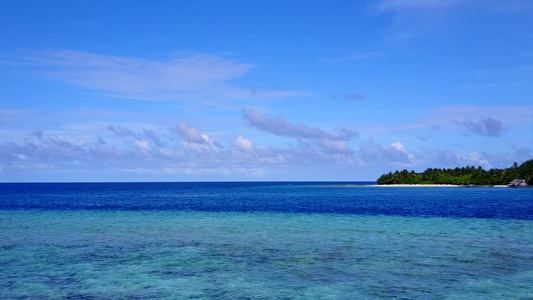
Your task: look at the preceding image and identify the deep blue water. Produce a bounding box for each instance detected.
[1,182,532,219]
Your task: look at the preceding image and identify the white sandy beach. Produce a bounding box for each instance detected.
[331,184,458,188]
[371,184,459,187]
[369,184,508,188]
[330,184,509,188]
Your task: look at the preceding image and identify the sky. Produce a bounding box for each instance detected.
[0,0,532,182]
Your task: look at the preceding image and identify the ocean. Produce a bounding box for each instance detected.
[1,182,532,299]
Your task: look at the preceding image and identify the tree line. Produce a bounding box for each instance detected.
[376,159,533,185]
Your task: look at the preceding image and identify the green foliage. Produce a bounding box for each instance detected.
[376,160,533,185]
[518,159,533,185]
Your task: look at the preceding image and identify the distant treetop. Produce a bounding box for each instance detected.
[376,160,533,186]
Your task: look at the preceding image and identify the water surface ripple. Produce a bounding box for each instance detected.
[1,182,532,299]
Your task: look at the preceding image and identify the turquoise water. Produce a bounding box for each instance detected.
[2,210,532,299]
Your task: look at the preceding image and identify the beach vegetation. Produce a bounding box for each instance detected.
[376,159,533,185]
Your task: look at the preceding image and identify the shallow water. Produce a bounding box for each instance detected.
[1,183,532,299]
[1,211,532,299]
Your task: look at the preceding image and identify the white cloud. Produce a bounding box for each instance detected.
[356,139,418,169]
[468,152,491,169]
[390,141,405,151]
[107,125,137,139]
[143,129,164,147]
[135,140,151,153]
[378,0,459,11]
[375,0,466,44]
[0,107,530,181]
[175,122,207,144]
[0,127,529,181]
[236,168,266,177]
[14,50,310,102]
[318,139,352,153]
[233,135,253,151]
[230,135,287,164]
[420,145,533,170]
[172,122,222,159]
[30,50,252,92]
[242,108,358,141]
[390,141,416,162]
[459,117,504,137]
[182,167,231,176]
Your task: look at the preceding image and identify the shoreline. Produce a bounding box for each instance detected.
[369,184,508,188]
[331,184,508,188]
[371,184,459,187]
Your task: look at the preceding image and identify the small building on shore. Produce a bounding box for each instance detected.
[507,179,528,188]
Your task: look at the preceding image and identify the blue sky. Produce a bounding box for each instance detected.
[1,0,532,182]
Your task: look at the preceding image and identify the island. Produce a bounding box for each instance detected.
[376,160,533,186]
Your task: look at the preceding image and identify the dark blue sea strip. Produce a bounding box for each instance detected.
[0,182,532,219]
